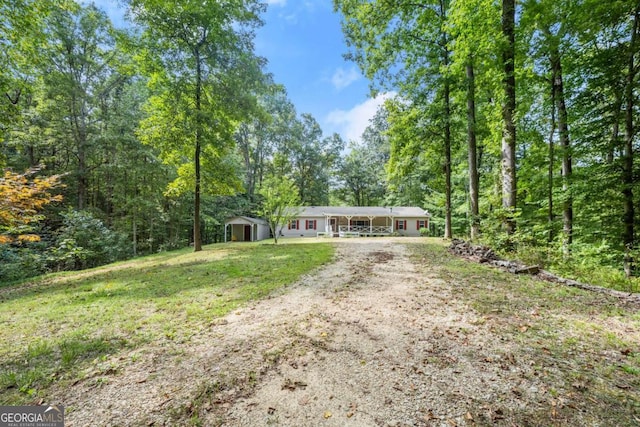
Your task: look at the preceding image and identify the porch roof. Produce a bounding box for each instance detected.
[294,206,429,218]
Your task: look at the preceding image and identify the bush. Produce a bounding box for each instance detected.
[49,210,128,271]
[0,245,47,284]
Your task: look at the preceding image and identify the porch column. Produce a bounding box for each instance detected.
[368,216,375,234]
[346,215,353,232]
[224,224,228,243]
[390,216,394,233]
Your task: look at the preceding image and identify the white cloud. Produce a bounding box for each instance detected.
[325,92,396,143]
[331,66,360,90]
[267,0,287,6]
[281,12,298,24]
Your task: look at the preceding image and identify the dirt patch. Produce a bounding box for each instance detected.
[51,238,639,426]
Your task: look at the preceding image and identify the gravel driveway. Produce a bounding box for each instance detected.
[59,238,573,426]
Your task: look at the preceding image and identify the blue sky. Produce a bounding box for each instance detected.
[256,0,391,143]
[93,0,391,143]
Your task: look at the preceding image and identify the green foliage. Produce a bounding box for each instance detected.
[50,210,128,270]
[257,176,300,244]
[334,108,388,206]
[0,245,47,283]
[270,113,344,206]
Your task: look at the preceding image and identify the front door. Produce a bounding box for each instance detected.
[330,218,337,233]
[244,225,251,241]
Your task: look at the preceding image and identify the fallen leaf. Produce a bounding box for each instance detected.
[423,411,436,422]
[323,411,332,419]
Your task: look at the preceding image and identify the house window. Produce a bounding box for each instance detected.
[396,220,407,230]
[353,220,370,227]
[288,220,299,230]
[417,220,427,230]
[306,219,317,230]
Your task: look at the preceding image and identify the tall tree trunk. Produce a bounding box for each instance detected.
[550,46,572,252]
[466,59,480,240]
[72,94,89,210]
[444,77,452,239]
[238,126,255,196]
[440,0,452,240]
[548,75,556,243]
[608,95,622,165]
[193,49,203,252]
[132,209,137,257]
[501,0,517,235]
[623,7,639,276]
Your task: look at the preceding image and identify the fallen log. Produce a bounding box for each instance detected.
[515,265,540,275]
[537,270,640,303]
[448,239,640,305]
[487,259,538,275]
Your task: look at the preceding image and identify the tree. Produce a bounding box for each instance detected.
[271,113,343,206]
[41,4,124,210]
[235,85,294,199]
[335,0,456,238]
[335,141,386,206]
[334,109,388,207]
[448,0,502,240]
[501,0,517,235]
[257,176,300,244]
[622,5,639,275]
[130,0,266,251]
[0,166,63,243]
[0,0,68,145]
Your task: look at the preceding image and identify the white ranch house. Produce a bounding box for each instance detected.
[224,206,430,242]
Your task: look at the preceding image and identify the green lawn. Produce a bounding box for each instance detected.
[0,241,334,405]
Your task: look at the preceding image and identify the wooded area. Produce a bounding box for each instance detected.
[1,0,639,290]
[336,0,640,290]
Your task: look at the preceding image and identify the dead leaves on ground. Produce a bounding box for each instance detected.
[281,378,307,391]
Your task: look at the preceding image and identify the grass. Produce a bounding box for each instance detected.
[0,240,334,405]
[409,240,640,426]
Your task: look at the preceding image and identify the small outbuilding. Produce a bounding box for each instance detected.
[224,216,270,242]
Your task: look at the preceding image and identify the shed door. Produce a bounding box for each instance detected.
[244,225,251,241]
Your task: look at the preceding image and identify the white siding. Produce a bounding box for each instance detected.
[277,217,326,238]
[394,218,427,237]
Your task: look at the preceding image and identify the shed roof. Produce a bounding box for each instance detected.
[225,216,268,226]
